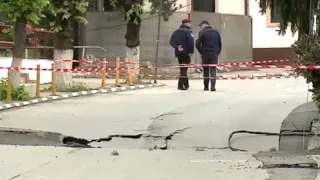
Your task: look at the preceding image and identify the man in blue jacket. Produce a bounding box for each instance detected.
[196,20,222,91]
[170,19,194,90]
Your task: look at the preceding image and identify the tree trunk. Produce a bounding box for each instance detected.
[126,46,140,82]
[125,21,141,83]
[53,18,74,88]
[11,17,27,88]
[54,49,73,88]
[72,18,80,68]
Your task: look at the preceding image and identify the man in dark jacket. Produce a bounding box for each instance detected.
[196,20,222,91]
[170,19,194,90]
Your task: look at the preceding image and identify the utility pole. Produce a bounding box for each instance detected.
[153,0,163,84]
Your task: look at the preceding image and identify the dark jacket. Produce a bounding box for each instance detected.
[170,25,194,57]
[196,26,222,56]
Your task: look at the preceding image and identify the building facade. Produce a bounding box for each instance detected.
[86,0,252,65]
[249,0,297,61]
[189,0,296,61]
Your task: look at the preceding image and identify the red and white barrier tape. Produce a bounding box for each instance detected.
[0,66,149,72]
[220,59,289,65]
[0,57,117,64]
[171,64,320,70]
[2,65,301,80]
[0,64,317,73]
[146,74,300,80]
[0,57,290,66]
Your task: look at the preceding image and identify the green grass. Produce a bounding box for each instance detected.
[41,82,92,92]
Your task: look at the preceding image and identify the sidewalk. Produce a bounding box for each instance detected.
[0,78,159,110]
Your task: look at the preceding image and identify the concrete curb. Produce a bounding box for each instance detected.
[0,83,164,111]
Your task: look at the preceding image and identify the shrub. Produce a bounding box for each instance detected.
[0,78,31,101]
[292,34,320,110]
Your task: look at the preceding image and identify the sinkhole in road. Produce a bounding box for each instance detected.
[228,130,315,152]
[229,102,319,152]
[0,101,317,153]
[0,127,190,150]
[0,126,316,153]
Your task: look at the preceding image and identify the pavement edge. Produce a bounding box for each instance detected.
[0,83,165,111]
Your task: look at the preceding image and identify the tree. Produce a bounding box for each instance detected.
[109,0,178,82]
[257,0,320,110]
[41,0,89,88]
[0,0,50,88]
[257,0,316,37]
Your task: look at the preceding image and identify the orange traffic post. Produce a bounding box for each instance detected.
[35,64,41,98]
[51,63,57,95]
[6,70,12,103]
[115,56,120,86]
[125,58,133,85]
[101,59,107,88]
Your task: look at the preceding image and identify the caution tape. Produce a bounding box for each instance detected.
[0,66,149,72]
[3,64,301,72]
[146,73,300,80]
[0,57,118,64]
[221,59,289,65]
[0,57,290,66]
[0,57,133,65]
[4,59,320,70]
[0,64,315,73]
[168,63,320,70]
[3,65,302,80]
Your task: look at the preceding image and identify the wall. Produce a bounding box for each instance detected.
[0,58,52,84]
[249,0,298,48]
[190,12,252,64]
[85,11,252,66]
[217,0,245,15]
[86,11,187,66]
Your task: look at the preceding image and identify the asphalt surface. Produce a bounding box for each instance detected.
[0,78,309,150]
[0,78,318,179]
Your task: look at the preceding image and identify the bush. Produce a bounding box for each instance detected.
[0,78,31,101]
[292,34,320,110]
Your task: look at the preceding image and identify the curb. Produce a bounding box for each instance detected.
[0,83,164,111]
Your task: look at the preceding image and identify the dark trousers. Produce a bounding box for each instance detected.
[177,54,191,88]
[202,53,218,89]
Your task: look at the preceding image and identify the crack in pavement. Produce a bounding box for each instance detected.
[153,127,191,150]
[90,127,191,150]
[262,163,319,169]
[191,146,230,151]
[7,161,53,180]
[0,127,191,150]
[151,112,183,120]
[6,148,81,180]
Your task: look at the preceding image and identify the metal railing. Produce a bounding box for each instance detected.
[74,46,107,68]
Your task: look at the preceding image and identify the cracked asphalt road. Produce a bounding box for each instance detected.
[0,78,316,180]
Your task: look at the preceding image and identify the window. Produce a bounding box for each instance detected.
[270,0,281,23]
[192,0,216,13]
[266,0,281,27]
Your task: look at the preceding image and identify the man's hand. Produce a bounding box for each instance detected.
[178,45,184,51]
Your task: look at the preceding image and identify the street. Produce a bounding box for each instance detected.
[0,77,317,180]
